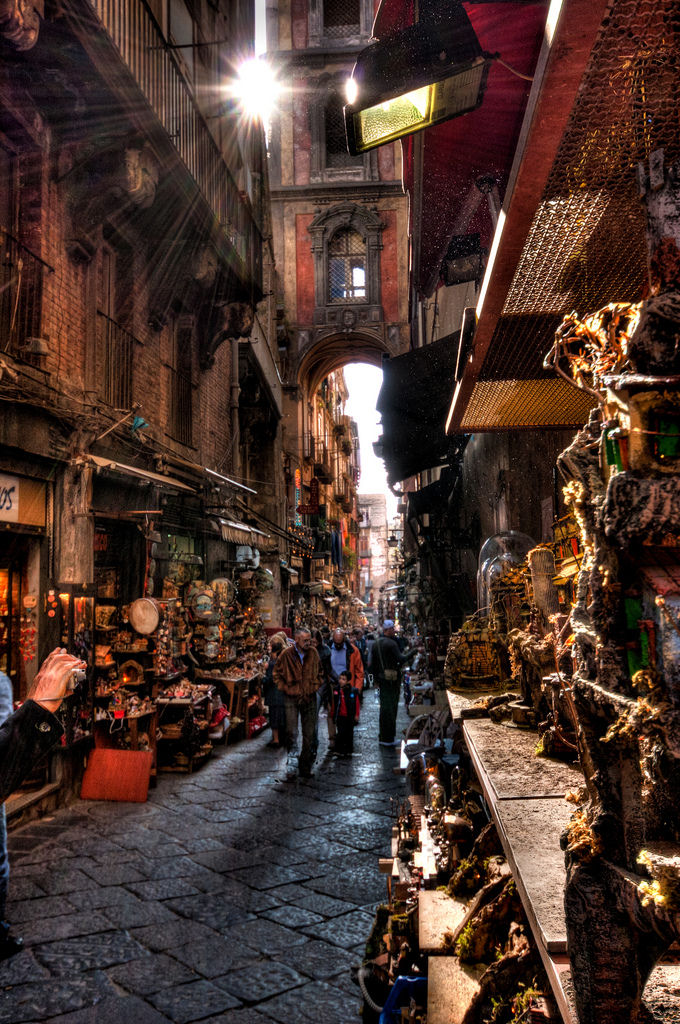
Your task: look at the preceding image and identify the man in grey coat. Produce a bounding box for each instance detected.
[369,620,416,746]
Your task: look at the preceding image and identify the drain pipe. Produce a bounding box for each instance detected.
[231,337,241,477]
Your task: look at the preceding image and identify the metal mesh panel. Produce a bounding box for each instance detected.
[323,0,360,38]
[461,379,596,432]
[328,229,366,303]
[326,94,363,167]
[480,0,680,383]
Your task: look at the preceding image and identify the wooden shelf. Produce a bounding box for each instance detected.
[461,718,581,1023]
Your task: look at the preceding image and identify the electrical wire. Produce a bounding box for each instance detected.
[494,56,534,83]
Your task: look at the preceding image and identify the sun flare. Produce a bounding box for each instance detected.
[229,57,281,123]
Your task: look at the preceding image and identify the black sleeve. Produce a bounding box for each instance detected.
[0,701,64,802]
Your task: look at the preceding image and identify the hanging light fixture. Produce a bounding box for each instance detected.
[344,5,491,156]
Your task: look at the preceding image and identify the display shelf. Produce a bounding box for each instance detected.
[461,718,581,1023]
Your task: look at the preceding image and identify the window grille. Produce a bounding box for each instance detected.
[97,311,134,409]
[96,246,133,408]
[323,0,360,38]
[0,229,43,362]
[169,321,193,446]
[325,94,363,168]
[328,229,366,303]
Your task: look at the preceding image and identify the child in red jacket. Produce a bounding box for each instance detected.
[332,671,360,757]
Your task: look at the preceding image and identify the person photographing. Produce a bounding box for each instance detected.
[0,648,87,802]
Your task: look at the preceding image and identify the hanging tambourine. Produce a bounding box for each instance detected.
[128,598,161,635]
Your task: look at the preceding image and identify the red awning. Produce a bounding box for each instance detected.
[373,1,548,296]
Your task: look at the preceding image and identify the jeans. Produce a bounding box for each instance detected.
[378,680,400,743]
[283,695,319,775]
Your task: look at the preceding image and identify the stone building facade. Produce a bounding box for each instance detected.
[0,0,285,807]
[265,0,411,580]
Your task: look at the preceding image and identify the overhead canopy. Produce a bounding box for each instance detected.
[444,0,656,433]
[376,332,460,486]
[406,468,455,519]
[87,455,195,493]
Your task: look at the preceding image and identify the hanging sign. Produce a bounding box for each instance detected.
[0,473,46,527]
[297,476,320,515]
[294,469,302,525]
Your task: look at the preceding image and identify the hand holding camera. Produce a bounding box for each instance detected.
[27,648,88,713]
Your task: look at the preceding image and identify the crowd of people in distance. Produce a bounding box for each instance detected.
[263,620,421,781]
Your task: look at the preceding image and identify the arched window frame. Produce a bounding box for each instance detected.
[309,203,384,329]
[310,74,378,184]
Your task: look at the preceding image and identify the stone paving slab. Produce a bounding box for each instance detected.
[45,994,173,1024]
[215,960,308,1004]
[165,892,261,930]
[107,952,198,995]
[291,891,358,916]
[129,918,220,952]
[302,909,375,949]
[2,689,408,1023]
[224,917,310,952]
[257,978,361,1024]
[33,931,149,976]
[148,979,242,1023]
[18,909,115,944]
[201,1011,274,1024]
[260,903,324,928]
[272,937,356,980]
[0,971,118,1023]
[172,936,259,978]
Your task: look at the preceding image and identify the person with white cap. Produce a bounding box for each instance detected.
[369,621,416,746]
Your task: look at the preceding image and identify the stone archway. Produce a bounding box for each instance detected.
[297,328,401,396]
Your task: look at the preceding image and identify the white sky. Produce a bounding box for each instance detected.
[343,363,397,519]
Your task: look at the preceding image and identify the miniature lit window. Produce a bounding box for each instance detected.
[328,229,366,303]
[653,413,680,461]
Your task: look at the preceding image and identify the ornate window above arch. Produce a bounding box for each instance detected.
[310,76,377,184]
[309,203,384,330]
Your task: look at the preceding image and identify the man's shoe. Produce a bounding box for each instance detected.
[0,933,23,961]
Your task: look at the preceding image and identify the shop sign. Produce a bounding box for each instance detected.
[294,469,302,525]
[0,473,46,527]
[297,475,320,515]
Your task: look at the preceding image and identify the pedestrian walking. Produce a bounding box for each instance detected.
[272,626,322,779]
[329,628,364,697]
[369,620,416,746]
[331,671,360,757]
[263,632,288,748]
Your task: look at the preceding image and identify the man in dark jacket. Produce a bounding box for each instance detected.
[273,627,323,779]
[369,620,416,746]
[0,648,85,803]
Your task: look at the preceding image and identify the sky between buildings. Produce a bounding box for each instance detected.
[344,363,398,520]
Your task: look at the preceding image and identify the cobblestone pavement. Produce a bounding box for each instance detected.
[0,689,410,1023]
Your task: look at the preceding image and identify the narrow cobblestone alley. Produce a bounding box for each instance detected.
[0,692,409,1024]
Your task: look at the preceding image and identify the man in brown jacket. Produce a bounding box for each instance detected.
[273,626,322,779]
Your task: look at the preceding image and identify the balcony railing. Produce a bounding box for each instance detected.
[313,440,332,483]
[96,311,134,409]
[87,0,261,284]
[0,229,44,360]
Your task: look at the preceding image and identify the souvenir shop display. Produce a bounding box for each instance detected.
[87,534,270,777]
